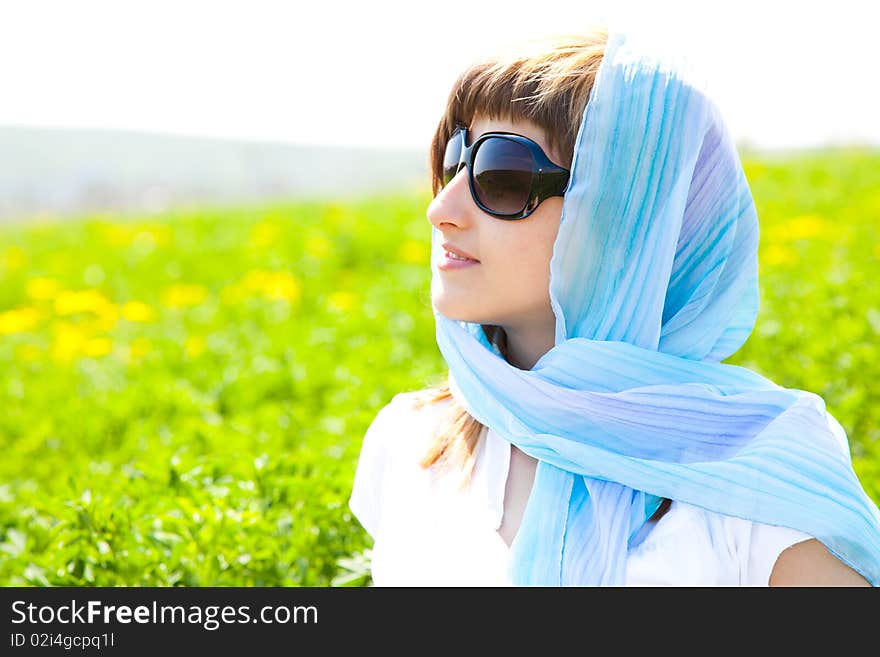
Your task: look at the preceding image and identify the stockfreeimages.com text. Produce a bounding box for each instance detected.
[11,600,317,631]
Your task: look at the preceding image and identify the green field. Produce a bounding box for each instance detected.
[1,148,878,585]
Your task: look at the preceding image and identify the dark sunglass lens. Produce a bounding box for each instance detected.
[442,130,463,186]
[472,138,533,215]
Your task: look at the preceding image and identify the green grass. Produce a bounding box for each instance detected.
[1,148,878,585]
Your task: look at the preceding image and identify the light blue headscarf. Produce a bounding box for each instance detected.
[430,31,880,585]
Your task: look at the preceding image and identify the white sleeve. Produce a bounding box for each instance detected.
[738,414,849,585]
[741,521,814,586]
[348,394,408,540]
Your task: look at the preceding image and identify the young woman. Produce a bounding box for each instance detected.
[349,28,880,586]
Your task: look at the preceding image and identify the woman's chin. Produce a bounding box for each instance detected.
[431,295,486,324]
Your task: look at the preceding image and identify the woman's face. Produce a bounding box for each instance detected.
[427,115,565,331]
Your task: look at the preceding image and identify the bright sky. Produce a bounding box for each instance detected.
[1,0,878,150]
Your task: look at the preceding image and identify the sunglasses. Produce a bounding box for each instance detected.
[442,125,570,220]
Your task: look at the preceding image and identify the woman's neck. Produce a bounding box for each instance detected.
[503,320,556,370]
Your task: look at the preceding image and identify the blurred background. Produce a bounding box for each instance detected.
[2,0,878,222]
[1,0,878,586]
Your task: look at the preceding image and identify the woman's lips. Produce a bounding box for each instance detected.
[437,249,480,270]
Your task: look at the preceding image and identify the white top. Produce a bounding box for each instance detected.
[349,391,814,586]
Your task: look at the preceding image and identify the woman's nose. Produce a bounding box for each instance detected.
[427,169,474,231]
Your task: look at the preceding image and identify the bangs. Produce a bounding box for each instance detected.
[428,29,608,196]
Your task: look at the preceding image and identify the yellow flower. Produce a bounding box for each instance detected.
[161,284,208,308]
[54,289,113,316]
[122,301,157,322]
[248,221,282,248]
[129,337,152,361]
[3,246,26,270]
[762,244,797,267]
[327,291,357,312]
[98,222,171,249]
[82,337,113,358]
[765,214,832,243]
[222,270,302,305]
[50,321,90,362]
[0,307,42,335]
[785,214,831,240]
[242,270,301,302]
[93,303,120,332]
[241,271,270,292]
[100,224,136,247]
[262,274,300,302]
[26,277,62,300]
[184,336,206,358]
[305,235,332,259]
[398,240,429,264]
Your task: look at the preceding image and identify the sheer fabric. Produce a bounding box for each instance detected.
[350,392,817,586]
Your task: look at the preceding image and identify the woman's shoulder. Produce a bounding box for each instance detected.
[669,499,812,545]
[350,388,458,537]
[650,500,814,585]
[360,388,454,455]
[377,387,455,426]
[388,388,454,414]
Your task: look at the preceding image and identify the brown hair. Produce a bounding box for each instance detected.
[415,28,609,487]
